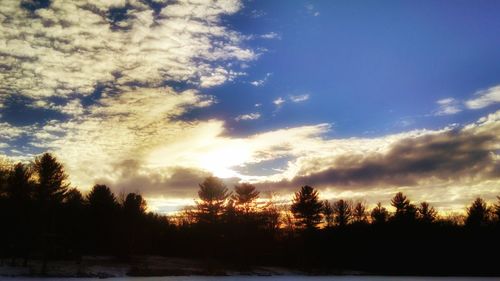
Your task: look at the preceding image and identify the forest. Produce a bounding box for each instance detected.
[1,152,499,276]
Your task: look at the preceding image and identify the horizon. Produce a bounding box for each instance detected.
[0,0,499,214]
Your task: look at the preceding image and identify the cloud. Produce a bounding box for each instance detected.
[290,94,310,103]
[273,97,285,106]
[465,85,500,109]
[249,9,266,19]
[305,4,320,17]
[260,32,280,40]
[27,87,215,188]
[250,73,272,87]
[255,111,500,197]
[235,113,261,121]
[0,0,255,108]
[435,98,461,116]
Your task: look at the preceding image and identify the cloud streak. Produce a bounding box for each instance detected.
[465,85,500,109]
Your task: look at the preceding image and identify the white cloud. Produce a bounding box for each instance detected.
[290,94,310,103]
[465,85,500,109]
[260,32,280,40]
[235,112,261,121]
[435,97,461,116]
[0,0,255,108]
[273,97,285,106]
[250,73,272,87]
[305,3,320,17]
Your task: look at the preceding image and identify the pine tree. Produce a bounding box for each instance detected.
[332,199,352,227]
[291,185,323,229]
[196,176,230,224]
[465,197,490,227]
[33,153,69,205]
[232,183,259,214]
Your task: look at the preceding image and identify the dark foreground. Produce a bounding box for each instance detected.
[0,275,499,281]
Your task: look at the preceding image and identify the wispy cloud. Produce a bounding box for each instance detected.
[435,98,461,116]
[465,85,500,109]
[250,73,272,87]
[235,113,261,121]
[305,3,320,17]
[273,97,286,106]
[261,32,281,40]
[290,94,310,103]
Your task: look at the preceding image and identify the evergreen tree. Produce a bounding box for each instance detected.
[6,163,33,203]
[232,183,259,214]
[290,185,323,229]
[391,192,417,223]
[353,201,368,224]
[465,197,490,227]
[86,184,119,253]
[322,200,334,228]
[33,153,69,205]
[123,193,147,216]
[196,176,230,224]
[371,202,389,225]
[332,199,352,227]
[418,202,437,224]
[493,196,500,223]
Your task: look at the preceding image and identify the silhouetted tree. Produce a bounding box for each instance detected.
[33,153,69,205]
[62,188,85,259]
[86,184,119,253]
[353,201,368,224]
[322,200,334,228]
[232,183,259,214]
[493,196,500,224]
[32,153,69,273]
[391,192,417,223]
[122,193,148,255]
[87,184,119,212]
[371,202,389,225]
[332,199,352,227]
[5,163,34,266]
[196,176,230,224]
[64,188,85,209]
[6,163,33,202]
[465,197,490,227]
[261,198,282,233]
[123,193,147,216]
[418,202,437,224]
[291,185,323,230]
[0,157,11,196]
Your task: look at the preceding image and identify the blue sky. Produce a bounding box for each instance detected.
[0,0,499,212]
[206,0,500,137]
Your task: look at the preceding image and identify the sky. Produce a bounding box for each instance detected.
[0,0,499,213]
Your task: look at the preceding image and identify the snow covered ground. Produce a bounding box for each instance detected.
[0,276,499,281]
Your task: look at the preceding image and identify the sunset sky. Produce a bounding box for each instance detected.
[0,0,499,213]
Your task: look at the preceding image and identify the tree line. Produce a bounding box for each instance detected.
[1,153,499,275]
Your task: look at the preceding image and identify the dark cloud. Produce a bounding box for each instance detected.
[95,160,240,198]
[258,126,500,191]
